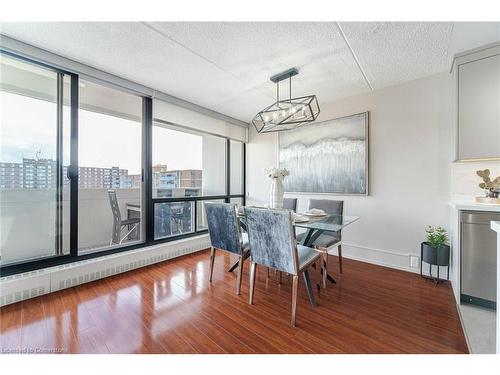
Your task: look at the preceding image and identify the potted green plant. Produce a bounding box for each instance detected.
[421,226,450,282]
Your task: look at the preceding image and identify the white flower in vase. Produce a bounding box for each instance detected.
[264,167,289,208]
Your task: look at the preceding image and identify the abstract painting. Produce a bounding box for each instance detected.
[279,112,368,195]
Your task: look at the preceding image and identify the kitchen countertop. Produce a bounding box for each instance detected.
[449,201,500,212]
[492,221,500,233]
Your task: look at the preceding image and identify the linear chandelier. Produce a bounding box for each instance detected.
[252,67,320,133]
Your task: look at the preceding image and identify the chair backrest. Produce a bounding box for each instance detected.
[283,197,298,212]
[205,202,243,255]
[308,199,344,240]
[308,199,343,215]
[108,190,122,244]
[244,207,299,275]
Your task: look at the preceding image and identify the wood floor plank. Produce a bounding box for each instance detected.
[0,249,468,354]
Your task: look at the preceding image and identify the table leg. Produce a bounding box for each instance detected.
[228,249,250,272]
[303,270,316,307]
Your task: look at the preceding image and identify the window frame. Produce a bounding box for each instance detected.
[76,77,146,254]
[0,50,246,277]
[149,137,246,242]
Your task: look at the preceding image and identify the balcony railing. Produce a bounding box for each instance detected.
[0,187,216,265]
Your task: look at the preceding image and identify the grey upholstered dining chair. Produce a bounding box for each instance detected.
[297,199,344,287]
[297,199,344,288]
[205,202,249,295]
[108,190,140,245]
[269,198,297,282]
[283,197,298,212]
[244,207,321,327]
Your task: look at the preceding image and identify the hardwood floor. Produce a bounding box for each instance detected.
[0,250,468,354]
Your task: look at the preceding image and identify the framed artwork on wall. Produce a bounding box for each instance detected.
[279,111,369,195]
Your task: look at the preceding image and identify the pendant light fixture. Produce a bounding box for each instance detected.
[252,67,320,133]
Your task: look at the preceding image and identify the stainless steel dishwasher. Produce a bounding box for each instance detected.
[460,210,499,309]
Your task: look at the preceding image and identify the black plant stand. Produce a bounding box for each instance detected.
[420,242,450,284]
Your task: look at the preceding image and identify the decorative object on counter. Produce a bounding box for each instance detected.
[420,226,450,284]
[477,169,500,197]
[264,167,290,209]
[475,169,500,204]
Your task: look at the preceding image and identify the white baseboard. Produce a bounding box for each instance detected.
[337,242,451,278]
[338,242,420,274]
[0,235,211,307]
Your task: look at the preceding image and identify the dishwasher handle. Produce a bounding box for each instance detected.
[461,211,500,225]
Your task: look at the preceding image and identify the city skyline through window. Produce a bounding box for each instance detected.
[1,91,203,176]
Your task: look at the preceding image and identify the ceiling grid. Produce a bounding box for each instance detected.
[1,22,499,122]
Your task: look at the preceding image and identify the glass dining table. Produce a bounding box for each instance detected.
[229,208,360,305]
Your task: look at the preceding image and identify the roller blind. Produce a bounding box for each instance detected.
[153,98,247,142]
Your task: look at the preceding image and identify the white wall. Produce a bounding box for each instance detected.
[247,72,455,272]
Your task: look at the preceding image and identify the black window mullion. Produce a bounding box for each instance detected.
[151,195,229,203]
[143,97,153,244]
[55,73,64,256]
[225,138,230,203]
[69,74,79,258]
[243,142,246,206]
[194,200,198,232]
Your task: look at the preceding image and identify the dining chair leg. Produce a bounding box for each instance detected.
[291,275,299,327]
[338,244,343,274]
[236,255,244,295]
[278,271,282,284]
[209,247,216,282]
[249,262,257,304]
[322,251,328,289]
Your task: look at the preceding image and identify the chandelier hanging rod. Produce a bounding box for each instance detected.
[270,67,299,83]
[271,67,298,104]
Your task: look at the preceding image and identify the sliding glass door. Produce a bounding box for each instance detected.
[77,79,144,254]
[0,53,72,265]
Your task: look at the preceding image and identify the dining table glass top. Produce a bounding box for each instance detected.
[293,213,359,232]
[237,207,359,234]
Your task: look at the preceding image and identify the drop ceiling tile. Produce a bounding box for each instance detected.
[0,22,262,118]
[147,22,368,118]
[338,22,453,89]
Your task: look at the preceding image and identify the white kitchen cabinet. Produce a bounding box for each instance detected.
[454,43,500,161]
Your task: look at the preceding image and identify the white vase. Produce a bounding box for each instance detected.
[269,177,284,208]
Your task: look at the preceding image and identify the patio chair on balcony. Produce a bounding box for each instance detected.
[170,203,185,235]
[108,190,140,245]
